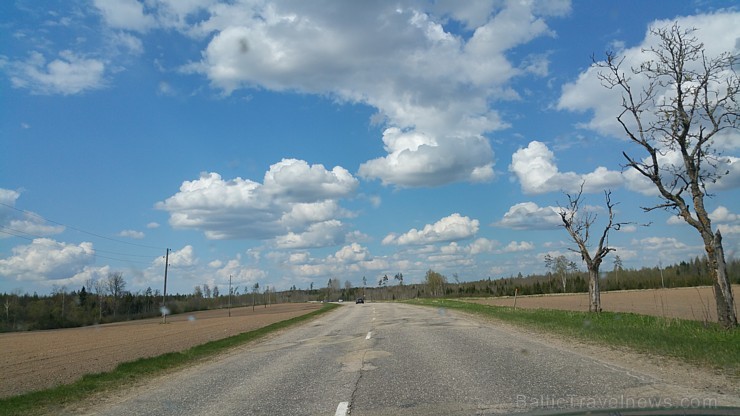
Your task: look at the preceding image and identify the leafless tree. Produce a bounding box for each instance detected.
[94,278,106,321]
[106,272,126,318]
[596,23,738,327]
[544,255,577,292]
[558,186,626,312]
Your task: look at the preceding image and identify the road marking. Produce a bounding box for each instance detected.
[335,401,350,416]
[365,331,372,340]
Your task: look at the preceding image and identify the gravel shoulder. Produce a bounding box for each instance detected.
[454,308,740,401]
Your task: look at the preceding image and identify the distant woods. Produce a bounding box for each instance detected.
[2,257,739,332]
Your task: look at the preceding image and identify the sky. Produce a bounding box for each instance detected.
[1,0,739,296]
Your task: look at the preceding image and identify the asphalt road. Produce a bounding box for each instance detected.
[87,302,731,415]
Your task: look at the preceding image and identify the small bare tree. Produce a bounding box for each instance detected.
[106,272,126,319]
[597,23,738,327]
[558,186,626,312]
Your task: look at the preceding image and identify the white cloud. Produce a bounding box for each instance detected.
[213,256,266,286]
[285,243,389,278]
[156,159,358,244]
[330,243,372,264]
[383,213,479,245]
[118,229,145,239]
[509,141,623,194]
[153,245,197,268]
[93,0,156,33]
[624,151,740,196]
[633,237,688,251]
[502,241,535,253]
[146,222,160,229]
[8,50,106,95]
[176,1,564,187]
[558,12,740,140]
[556,12,740,192]
[468,238,499,255]
[0,238,95,281]
[0,188,64,239]
[668,206,740,226]
[274,220,346,249]
[710,206,739,223]
[495,202,562,230]
[358,128,494,187]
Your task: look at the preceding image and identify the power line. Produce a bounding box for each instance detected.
[0,202,166,251]
[1,226,156,257]
[0,227,156,265]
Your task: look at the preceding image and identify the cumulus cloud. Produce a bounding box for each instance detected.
[156,159,358,244]
[495,202,562,230]
[668,206,740,226]
[153,245,197,268]
[93,0,156,33]
[502,241,535,253]
[212,255,266,285]
[0,238,95,281]
[285,243,389,278]
[274,220,346,249]
[383,213,479,245]
[118,229,145,239]
[557,12,740,192]
[0,188,64,239]
[510,141,623,194]
[7,50,106,95]
[558,12,740,141]
[170,1,567,187]
[624,151,740,196]
[632,237,689,251]
[358,128,494,187]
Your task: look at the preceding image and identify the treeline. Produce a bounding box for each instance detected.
[2,257,739,332]
[363,256,740,301]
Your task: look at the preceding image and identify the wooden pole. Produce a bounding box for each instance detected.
[162,248,170,324]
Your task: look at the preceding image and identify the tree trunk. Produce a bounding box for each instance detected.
[588,267,601,313]
[711,231,737,328]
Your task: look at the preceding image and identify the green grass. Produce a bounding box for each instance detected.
[0,303,339,416]
[407,298,739,375]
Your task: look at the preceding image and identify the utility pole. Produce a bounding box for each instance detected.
[162,248,170,324]
[228,274,232,317]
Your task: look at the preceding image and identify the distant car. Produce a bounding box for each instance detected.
[356,298,364,304]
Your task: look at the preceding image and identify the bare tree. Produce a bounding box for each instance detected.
[597,23,738,327]
[106,272,126,319]
[94,278,106,321]
[544,255,573,292]
[558,187,625,312]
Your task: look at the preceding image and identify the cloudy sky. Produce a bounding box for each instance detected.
[1,0,738,296]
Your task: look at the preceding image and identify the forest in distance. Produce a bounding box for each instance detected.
[2,256,739,332]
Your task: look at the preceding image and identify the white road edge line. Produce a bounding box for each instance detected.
[335,401,350,416]
[365,331,372,340]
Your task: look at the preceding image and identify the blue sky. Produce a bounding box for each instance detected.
[1,0,739,296]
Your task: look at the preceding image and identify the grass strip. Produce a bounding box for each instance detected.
[0,303,339,416]
[407,298,739,375]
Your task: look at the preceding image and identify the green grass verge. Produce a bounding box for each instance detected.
[0,303,340,416]
[407,298,739,375]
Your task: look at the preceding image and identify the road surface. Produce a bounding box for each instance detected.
[82,302,738,415]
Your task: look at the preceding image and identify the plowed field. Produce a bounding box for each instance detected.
[0,303,321,398]
[468,285,740,322]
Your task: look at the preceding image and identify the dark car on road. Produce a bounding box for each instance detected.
[356,298,364,304]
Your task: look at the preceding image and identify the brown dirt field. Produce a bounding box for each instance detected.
[468,285,740,322]
[0,303,322,399]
